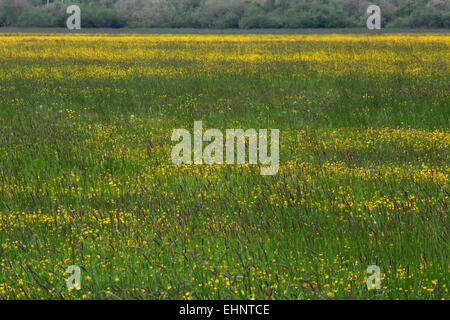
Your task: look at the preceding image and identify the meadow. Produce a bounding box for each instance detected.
[0,32,448,300]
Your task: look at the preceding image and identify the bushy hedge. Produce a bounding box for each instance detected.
[0,0,448,28]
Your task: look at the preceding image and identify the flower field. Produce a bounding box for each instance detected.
[0,32,448,299]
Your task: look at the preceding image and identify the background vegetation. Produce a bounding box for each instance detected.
[0,0,448,29]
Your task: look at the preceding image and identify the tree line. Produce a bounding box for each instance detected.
[0,0,448,28]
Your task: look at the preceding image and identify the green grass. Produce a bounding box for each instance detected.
[1,27,449,34]
[0,32,448,300]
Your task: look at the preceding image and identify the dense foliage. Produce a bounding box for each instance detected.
[0,0,448,28]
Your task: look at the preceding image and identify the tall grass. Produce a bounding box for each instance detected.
[0,32,448,299]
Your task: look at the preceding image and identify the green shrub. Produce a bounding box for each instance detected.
[0,0,22,26]
[0,0,448,29]
[17,6,55,27]
[80,3,124,28]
